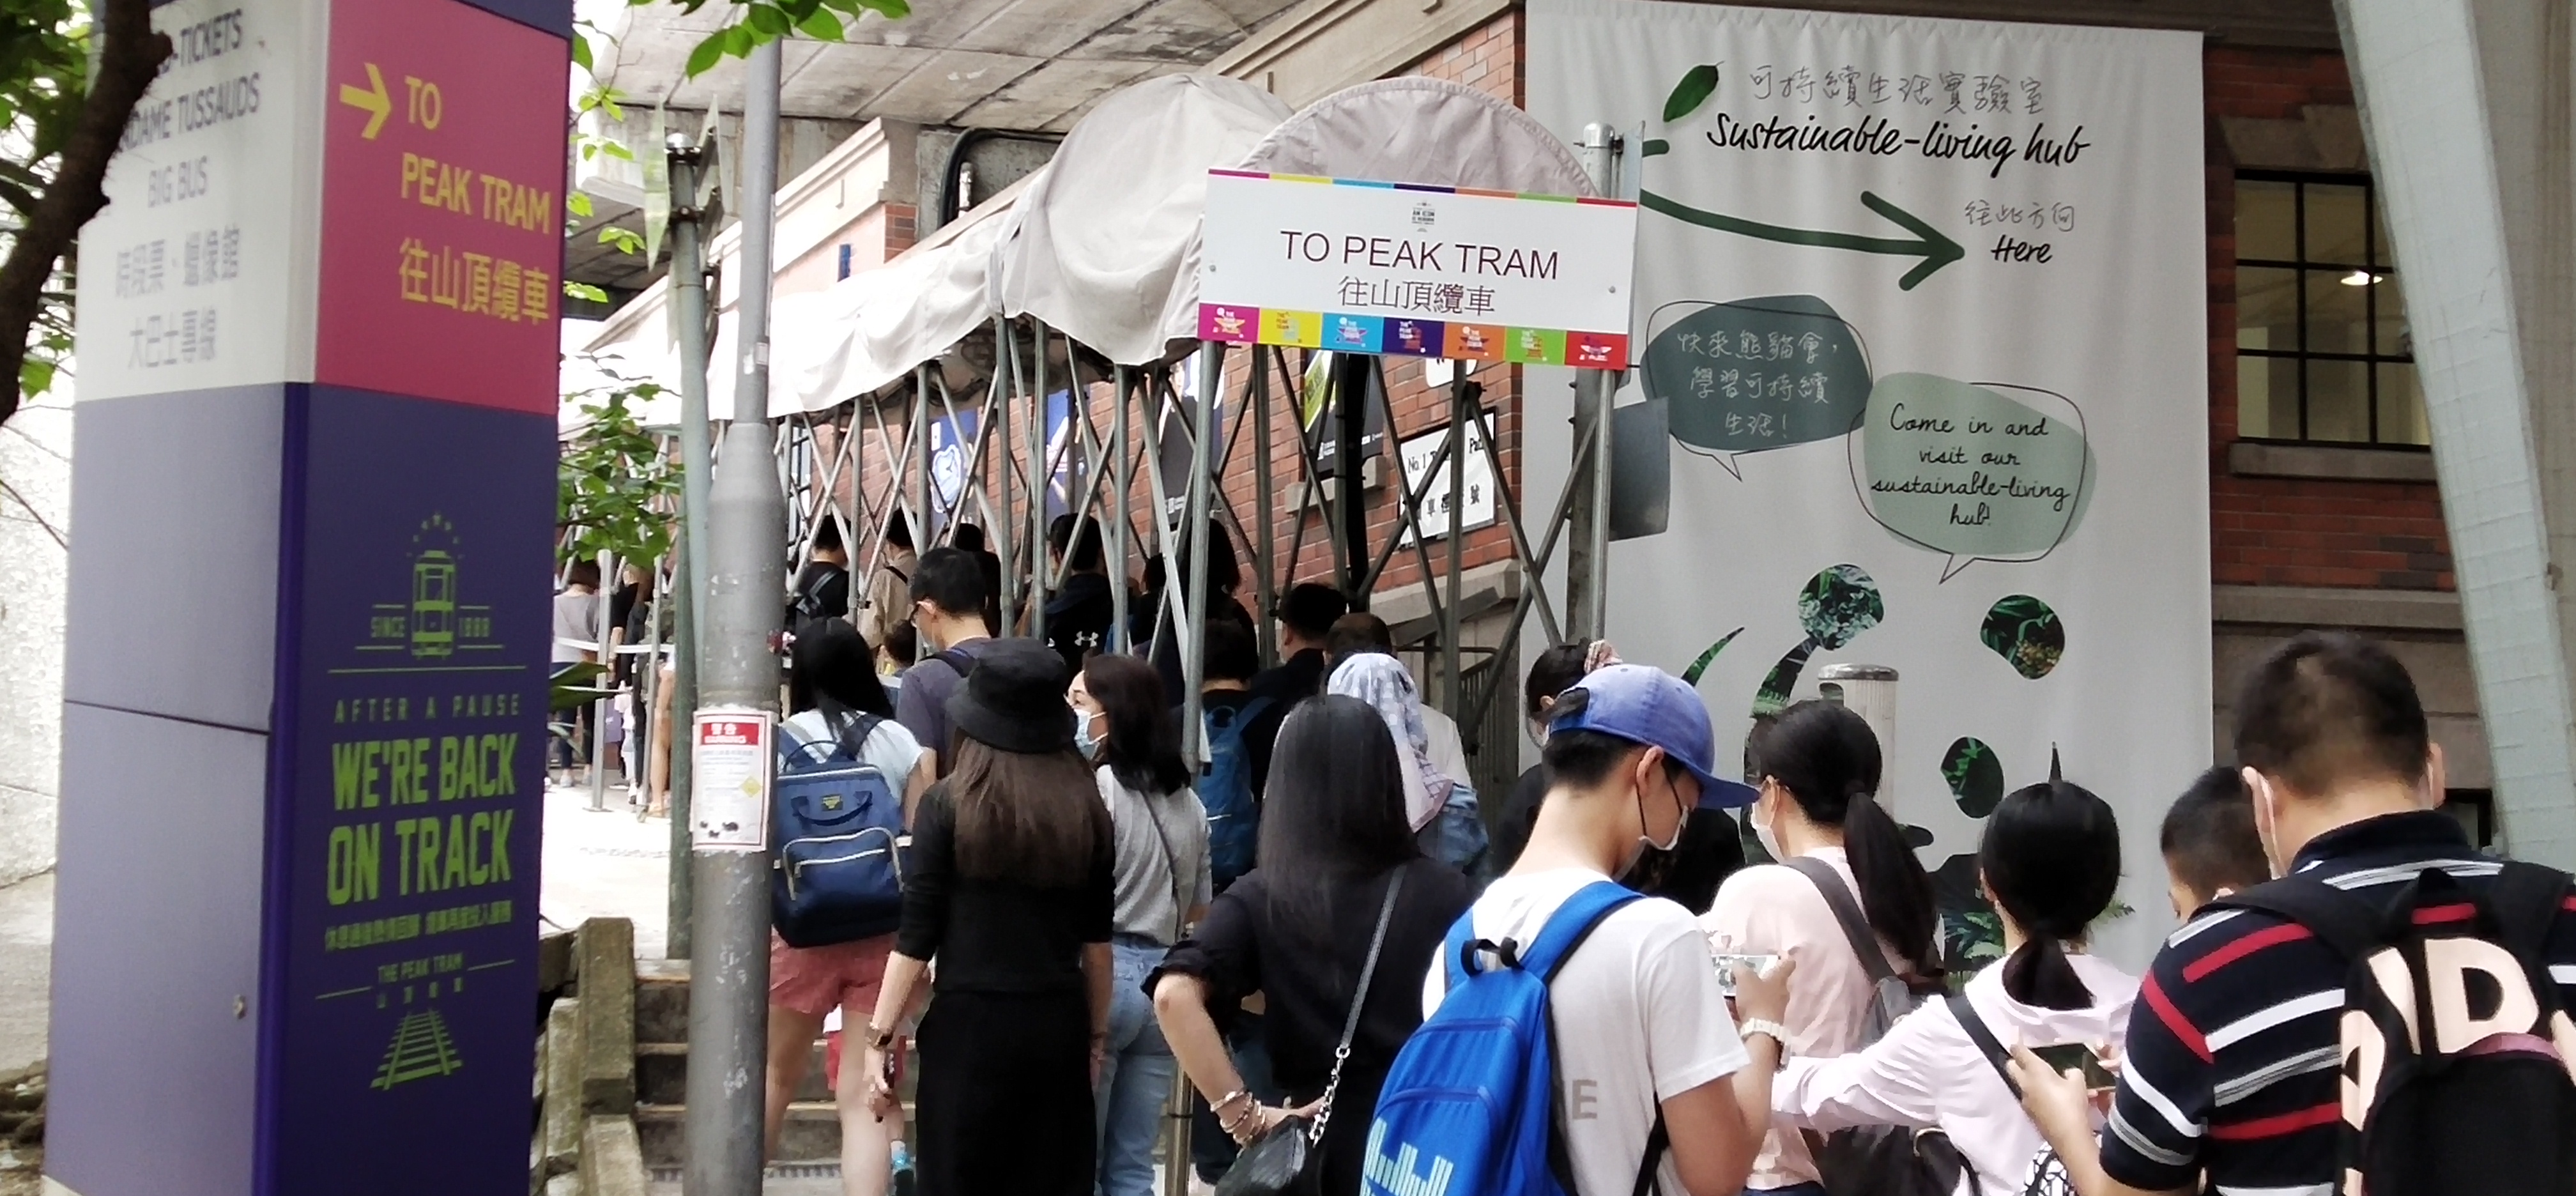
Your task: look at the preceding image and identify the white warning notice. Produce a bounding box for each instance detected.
[691,707,772,852]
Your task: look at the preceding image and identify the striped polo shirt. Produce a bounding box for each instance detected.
[2101,810,2576,1196]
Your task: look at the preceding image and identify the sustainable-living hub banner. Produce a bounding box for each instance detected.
[1528,1,2210,968]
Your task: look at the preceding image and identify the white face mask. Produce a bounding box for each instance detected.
[1634,767,1690,857]
[1073,710,1103,760]
[1751,786,1786,861]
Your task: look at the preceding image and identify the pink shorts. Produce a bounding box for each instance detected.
[768,931,896,1020]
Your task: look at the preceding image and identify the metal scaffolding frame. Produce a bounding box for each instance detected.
[756,316,1618,779]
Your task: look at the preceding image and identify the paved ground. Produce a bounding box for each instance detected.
[539,780,675,959]
[647,1167,843,1195]
[0,871,49,1075]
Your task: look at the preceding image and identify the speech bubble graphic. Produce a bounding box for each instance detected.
[1981,594,2066,679]
[1851,374,2094,581]
[1641,295,1873,479]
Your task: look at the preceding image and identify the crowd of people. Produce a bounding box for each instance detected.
[703,508,2569,1196]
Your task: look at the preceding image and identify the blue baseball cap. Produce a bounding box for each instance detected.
[1547,663,1758,809]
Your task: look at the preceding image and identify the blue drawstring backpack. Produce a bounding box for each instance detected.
[1362,880,1667,1196]
[769,710,907,948]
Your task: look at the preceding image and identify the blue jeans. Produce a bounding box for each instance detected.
[1096,939,1176,1196]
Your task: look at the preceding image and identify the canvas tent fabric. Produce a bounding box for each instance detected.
[989,73,1294,367]
[772,167,1045,415]
[1235,76,1597,197]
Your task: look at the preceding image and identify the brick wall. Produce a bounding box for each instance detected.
[1409,9,1522,107]
[2205,47,2455,591]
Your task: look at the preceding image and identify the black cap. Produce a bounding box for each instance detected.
[944,638,1075,755]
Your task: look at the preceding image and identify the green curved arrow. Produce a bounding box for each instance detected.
[1637,188,1965,291]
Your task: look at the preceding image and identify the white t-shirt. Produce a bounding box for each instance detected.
[1422,706,1471,792]
[779,709,925,795]
[1421,868,1751,1196]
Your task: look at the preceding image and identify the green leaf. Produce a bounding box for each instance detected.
[1642,139,1669,158]
[684,34,727,77]
[779,0,824,20]
[1662,64,1720,123]
[723,24,756,55]
[797,7,845,39]
[601,140,635,161]
[567,192,595,218]
[746,4,792,35]
[571,32,594,72]
[564,280,611,303]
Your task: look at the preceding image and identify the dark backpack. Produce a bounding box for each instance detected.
[769,710,907,948]
[2213,862,2576,1196]
[1196,694,1272,888]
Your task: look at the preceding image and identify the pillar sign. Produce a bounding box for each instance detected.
[50,0,567,1192]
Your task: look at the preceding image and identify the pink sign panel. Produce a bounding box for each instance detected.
[316,0,567,414]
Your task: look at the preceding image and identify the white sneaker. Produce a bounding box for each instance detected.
[1188,1177,1216,1196]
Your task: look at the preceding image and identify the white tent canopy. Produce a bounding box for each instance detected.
[1236,76,1596,196]
[989,73,1293,367]
[770,167,1045,414]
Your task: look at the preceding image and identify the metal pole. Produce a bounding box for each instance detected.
[994,320,1020,629]
[1179,342,1223,762]
[1565,123,1620,641]
[1445,379,1467,717]
[667,533,698,956]
[683,38,785,1196]
[1029,323,1052,641]
[591,548,617,811]
[1334,351,1368,611]
[1112,366,1133,653]
[1250,358,1277,668]
[664,136,716,960]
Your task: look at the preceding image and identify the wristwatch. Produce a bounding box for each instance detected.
[862,1024,898,1052]
[1737,1018,1790,1061]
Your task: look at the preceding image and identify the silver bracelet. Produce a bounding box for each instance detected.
[1738,1018,1790,1054]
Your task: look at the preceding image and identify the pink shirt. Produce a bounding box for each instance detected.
[1699,849,1916,1188]
[1772,953,2138,1195]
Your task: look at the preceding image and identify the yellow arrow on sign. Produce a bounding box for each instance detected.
[339,63,391,139]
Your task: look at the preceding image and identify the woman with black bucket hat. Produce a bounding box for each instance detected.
[859,638,1116,1196]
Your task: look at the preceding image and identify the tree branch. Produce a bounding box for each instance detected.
[0,473,65,548]
[0,0,169,427]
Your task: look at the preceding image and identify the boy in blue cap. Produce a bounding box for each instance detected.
[1416,662,1786,1196]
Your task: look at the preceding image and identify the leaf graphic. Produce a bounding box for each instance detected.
[1663,64,1721,123]
[1752,637,1818,718]
[1681,627,1745,687]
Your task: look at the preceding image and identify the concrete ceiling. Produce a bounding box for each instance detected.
[586,0,1302,132]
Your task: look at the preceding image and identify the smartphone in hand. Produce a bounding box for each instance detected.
[1712,953,1779,998]
[2029,1042,2115,1092]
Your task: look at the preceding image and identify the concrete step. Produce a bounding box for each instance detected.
[638,1041,836,1105]
[636,959,689,1046]
[636,1101,846,1167]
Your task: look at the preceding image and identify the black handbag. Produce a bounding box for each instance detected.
[1215,870,1407,1196]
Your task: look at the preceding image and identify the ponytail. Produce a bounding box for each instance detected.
[1981,772,2122,1011]
[1749,701,1942,978]
[1839,788,1943,979]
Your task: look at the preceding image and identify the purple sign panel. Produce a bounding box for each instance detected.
[259,385,553,1195]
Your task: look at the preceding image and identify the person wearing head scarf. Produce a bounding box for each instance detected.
[1328,652,1452,831]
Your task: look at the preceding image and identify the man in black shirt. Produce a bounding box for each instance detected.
[1197,618,1286,802]
[1041,514,1116,675]
[785,518,850,630]
[1249,582,1347,705]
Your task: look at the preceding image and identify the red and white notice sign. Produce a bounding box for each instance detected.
[691,707,773,852]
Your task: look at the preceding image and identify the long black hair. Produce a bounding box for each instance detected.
[789,620,894,720]
[1257,696,1420,927]
[1082,654,1192,795]
[1981,769,2122,1009]
[1751,701,1941,977]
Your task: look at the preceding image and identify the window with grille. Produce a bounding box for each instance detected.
[2235,172,2425,447]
